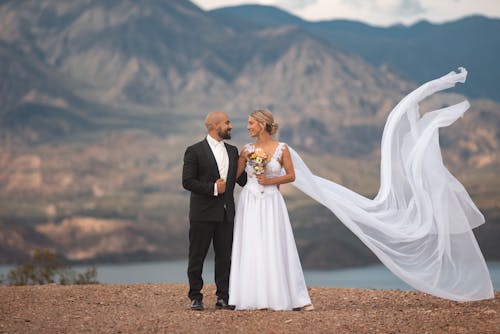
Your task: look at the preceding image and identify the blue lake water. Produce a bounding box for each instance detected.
[2,261,500,290]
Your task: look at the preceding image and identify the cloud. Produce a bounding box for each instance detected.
[193,0,500,26]
[397,0,426,15]
[343,0,426,16]
[274,0,318,11]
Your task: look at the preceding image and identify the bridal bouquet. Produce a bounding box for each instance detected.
[248,148,269,193]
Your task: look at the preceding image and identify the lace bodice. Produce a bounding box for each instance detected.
[244,142,286,179]
[243,142,285,196]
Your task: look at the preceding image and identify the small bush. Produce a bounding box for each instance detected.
[5,248,98,286]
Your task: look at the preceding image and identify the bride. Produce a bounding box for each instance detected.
[229,109,314,311]
[229,68,493,310]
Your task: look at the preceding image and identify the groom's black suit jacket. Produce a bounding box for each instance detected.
[182,138,246,222]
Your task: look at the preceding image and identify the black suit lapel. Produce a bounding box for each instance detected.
[202,139,220,179]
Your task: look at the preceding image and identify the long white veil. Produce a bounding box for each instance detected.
[290,68,494,301]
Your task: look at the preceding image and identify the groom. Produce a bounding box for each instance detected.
[182,111,246,311]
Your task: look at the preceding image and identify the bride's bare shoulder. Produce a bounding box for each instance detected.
[267,140,280,148]
[240,143,254,156]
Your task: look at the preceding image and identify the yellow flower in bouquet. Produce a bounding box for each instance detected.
[248,148,269,193]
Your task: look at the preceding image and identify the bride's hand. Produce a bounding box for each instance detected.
[256,174,270,185]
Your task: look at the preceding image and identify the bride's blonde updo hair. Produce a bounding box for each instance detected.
[250,109,279,135]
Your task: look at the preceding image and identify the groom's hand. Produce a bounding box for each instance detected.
[216,178,226,194]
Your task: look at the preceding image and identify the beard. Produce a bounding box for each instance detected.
[218,128,231,140]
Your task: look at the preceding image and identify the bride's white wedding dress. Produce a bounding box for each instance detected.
[229,68,493,306]
[229,142,312,310]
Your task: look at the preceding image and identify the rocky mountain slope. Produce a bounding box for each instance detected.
[0,0,498,266]
[211,5,500,101]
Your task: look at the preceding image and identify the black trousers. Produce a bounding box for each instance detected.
[187,212,233,301]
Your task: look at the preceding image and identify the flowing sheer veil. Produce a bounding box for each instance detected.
[290,68,494,301]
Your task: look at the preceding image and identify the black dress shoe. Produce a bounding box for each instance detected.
[215,297,235,310]
[190,299,204,311]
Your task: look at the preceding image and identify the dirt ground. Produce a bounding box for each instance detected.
[0,283,498,333]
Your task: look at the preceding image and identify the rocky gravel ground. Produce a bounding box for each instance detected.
[0,283,498,333]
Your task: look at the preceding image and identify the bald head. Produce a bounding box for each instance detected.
[205,111,232,140]
[205,111,227,131]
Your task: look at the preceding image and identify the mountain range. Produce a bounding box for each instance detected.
[211,5,500,102]
[0,0,498,267]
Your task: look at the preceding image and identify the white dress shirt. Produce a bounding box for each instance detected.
[206,134,229,195]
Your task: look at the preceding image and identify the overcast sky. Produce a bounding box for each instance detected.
[192,0,500,26]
